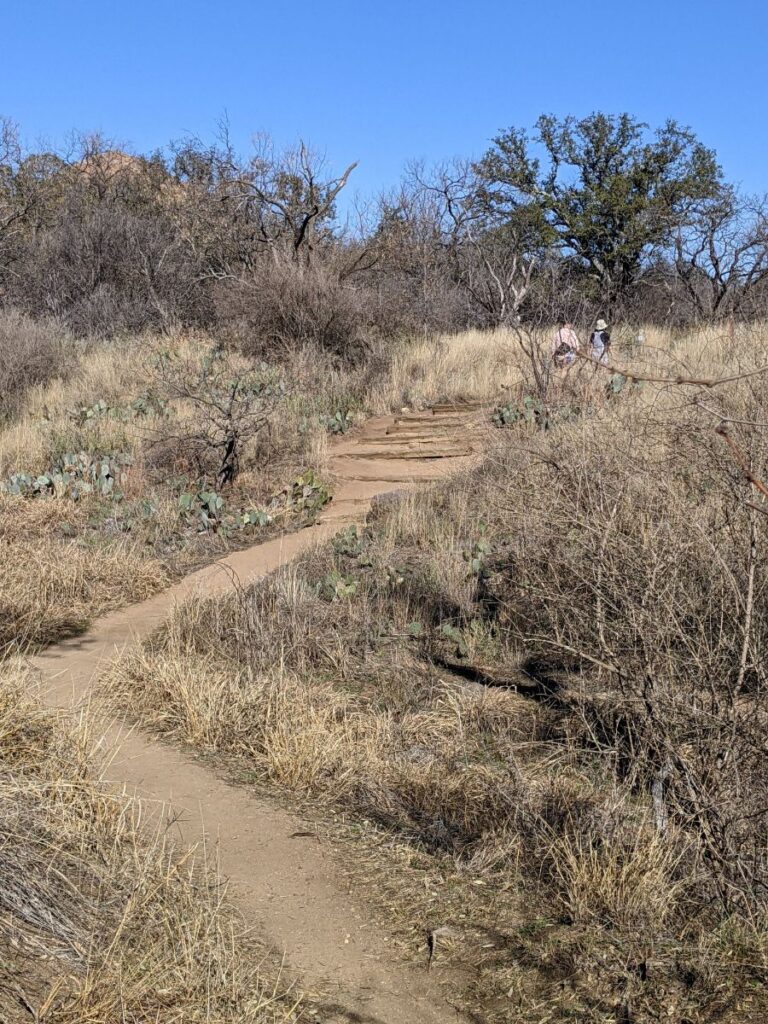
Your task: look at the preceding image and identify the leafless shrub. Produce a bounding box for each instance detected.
[485,364,768,916]
[147,344,287,486]
[675,189,768,320]
[214,260,373,363]
[14,200,208,336]
[0,309,74,421]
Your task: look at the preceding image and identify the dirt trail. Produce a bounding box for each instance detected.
[31,404,489,1024]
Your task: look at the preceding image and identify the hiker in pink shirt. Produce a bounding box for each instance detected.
[551,322,581,368]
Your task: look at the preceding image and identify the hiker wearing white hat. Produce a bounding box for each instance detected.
[590,319,611,365]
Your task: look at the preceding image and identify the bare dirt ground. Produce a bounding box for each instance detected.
[30,405,489,1024]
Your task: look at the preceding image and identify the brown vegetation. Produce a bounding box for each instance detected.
[0,316,520,654]
[106,326,768,1022]
[0,311,75,421]
[0,333,324,651]
[3,113,768,352]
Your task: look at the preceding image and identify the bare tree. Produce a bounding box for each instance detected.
[370,172,468,333]
[149,346,286,488]
[407,159,537,326]
[462,220,536,325]
[235,136,357,267]
[674,190,768,319]
[0,118,27,282]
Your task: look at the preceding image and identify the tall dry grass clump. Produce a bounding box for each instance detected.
[0,310,79,423]
[0,519,168,652]
[369,327,525,412]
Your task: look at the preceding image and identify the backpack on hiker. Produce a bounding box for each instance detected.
[553,341,576,368]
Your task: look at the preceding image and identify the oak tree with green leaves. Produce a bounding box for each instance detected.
[475,112,724,312]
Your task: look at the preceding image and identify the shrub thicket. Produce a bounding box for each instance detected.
[0,310,74,422]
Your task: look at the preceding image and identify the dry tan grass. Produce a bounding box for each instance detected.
[0,660,297,1024]
[551,826,685,931]
[368,328,524,412]
[0,491,168,651]
[0,535,168,651]
[0,332,346,652]
[0,338,147,476]
[365,319,758,414]
[105,322,768,1022]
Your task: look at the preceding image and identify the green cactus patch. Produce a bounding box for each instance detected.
[492,394,544,428]
[130,390,169,418]
[2,452,133,501]
[70,390,169,427]
[178,488,276,535]
[71,399,110,426]
[319,409,354,435]
[289,470,331,513]
[318,569,359,602]
[179,489,227,532]
[464,527,491,576]
[234,509,273,529]
[332,524,364,558]
[440,622,469,659]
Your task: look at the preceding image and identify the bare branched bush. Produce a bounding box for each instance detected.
[0,309,74,421]
[14,199,208,336]
[215,260,373,363]
[147,343,287,486]
[488,422,768,908]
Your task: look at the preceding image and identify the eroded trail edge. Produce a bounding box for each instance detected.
[30,405,488,1024]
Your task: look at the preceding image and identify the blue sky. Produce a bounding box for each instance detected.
[3,0,766,204]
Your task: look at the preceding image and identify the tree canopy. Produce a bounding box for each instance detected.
[475,112,724,310]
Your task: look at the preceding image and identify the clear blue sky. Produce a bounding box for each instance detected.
[3,0,766,203]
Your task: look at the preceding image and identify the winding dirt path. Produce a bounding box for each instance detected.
[31,404,489,1024]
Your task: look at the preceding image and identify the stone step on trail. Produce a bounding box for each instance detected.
[337,446,473,461]
[392,410,485,424]
[362,432,479,446]
[430,401,489,413]
[329,459,463,483]
[390,418,488,433]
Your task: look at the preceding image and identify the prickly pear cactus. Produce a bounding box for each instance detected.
[179,489,228,532]
[319,409,354,435]
[1,452,132,500]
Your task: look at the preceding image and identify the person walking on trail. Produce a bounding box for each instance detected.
[551,321,581,369]
[590,319,611,365]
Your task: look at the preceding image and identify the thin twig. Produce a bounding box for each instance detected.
[735,511,757,698]
[575,349,768,389]
[715,423,768,500]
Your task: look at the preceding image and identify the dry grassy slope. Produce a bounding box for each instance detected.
[12,322,768,1023]
[0,326,522,655]
[29,403,491,1024]
[96,324,768,1024]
